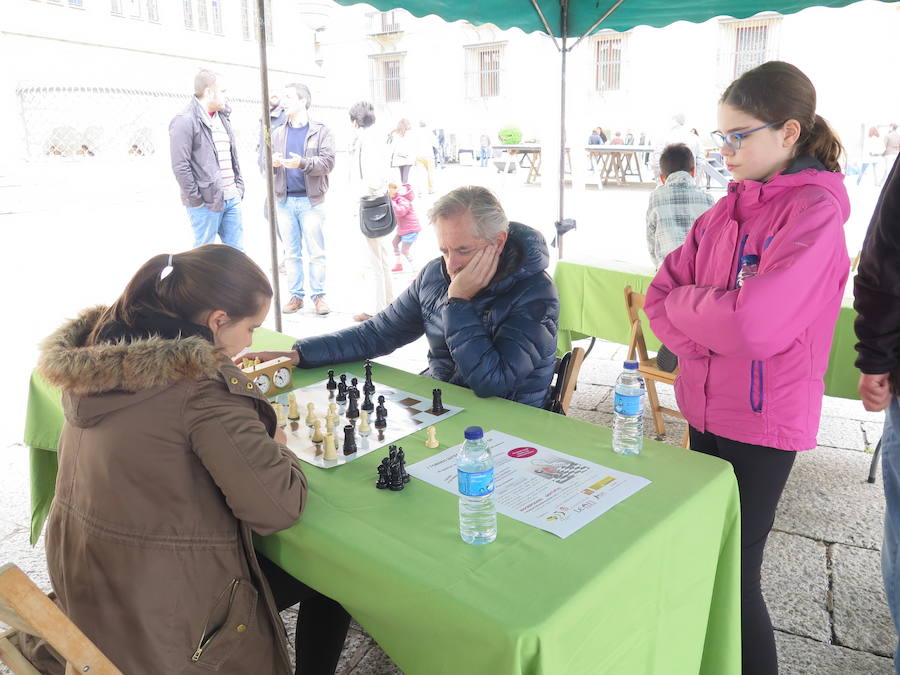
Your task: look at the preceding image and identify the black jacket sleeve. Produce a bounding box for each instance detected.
[854,156,900,374]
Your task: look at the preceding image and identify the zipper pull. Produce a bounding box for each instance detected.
[191,646,204,662]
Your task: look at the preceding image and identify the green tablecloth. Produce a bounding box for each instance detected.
[555,260,861,400]
[23,328,741,675]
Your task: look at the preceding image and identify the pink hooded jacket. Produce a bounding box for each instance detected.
[390,183,421,236]
[644,161,850,451]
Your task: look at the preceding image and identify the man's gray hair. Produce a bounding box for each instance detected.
[428,186,509,240]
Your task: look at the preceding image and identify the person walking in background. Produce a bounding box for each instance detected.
[390,118,415,183]
[479,133,492,167]
[645,61,850,674]
[349,101,393,322]
[169,69,244,249]
[645,143,716,268]
[270,83,336,316]
[415,121,436,194]
[854,155,900,675]
[389,182,421,272]
[858,126,883,186]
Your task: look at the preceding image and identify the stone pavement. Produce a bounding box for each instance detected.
[2,321,896,673]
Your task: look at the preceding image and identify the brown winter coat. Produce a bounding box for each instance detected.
[33,307,306,674]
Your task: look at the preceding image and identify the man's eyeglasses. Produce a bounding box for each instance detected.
[710,120,785,151]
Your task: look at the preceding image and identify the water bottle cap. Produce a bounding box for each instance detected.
[740,254,760,265]
[464,426,484,440]
[623,360,639,370]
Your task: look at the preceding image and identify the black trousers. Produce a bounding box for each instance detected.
[689,427,796,675]
[258,554,351,675]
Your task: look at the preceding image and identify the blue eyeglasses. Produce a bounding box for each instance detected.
[710,120,785,151]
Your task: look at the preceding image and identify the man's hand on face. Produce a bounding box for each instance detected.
[447,244,501,301]
[859,372,892,412]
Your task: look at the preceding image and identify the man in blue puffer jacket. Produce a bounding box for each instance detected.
[250,186,559,407]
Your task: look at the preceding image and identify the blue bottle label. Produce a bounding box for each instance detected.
[458,468,494,497]
[614,393,642,416]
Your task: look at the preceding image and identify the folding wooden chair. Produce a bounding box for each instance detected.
[0,563,122,675]
[545,347,586,415]
[624,286,690,448]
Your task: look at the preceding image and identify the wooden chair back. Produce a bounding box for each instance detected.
[0,563,122,675]
[545,347,586,415]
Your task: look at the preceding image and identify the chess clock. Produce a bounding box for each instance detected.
[241,356,294,397]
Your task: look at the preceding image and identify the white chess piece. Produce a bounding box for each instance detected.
[287,393,300,420]
[425,425,439,448]
[310,419,324,444]
[323,433,337,460]
[275,403,288,427]
[358,410,371,436]
[305,402,317,427]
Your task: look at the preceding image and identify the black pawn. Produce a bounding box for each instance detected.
[350,377,360,399]
[376,460,389,489]
[336,375,347,403]
[431,388,446,414]
[362,389,374,412]
[346,391,360,419]
[374,405,387,430]
[342,424,357,455]
[376,395,388,419]
[364,361,375,395]
[326,369,337,391]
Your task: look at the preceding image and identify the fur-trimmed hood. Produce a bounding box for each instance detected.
[37,306,226,426]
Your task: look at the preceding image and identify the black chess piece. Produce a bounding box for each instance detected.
[364,361,375,395]
[376,460,389,489]
[376,395,388,418]
[431,388,446,414]
[326,369,337,391]
[346,391,360,419]
[388,460,404,491]
[397,447,410,483]
[337,375,347,403]
[350,377,360,400]
[342,424,357,455]
[362,389,374,412]
[374,405,387,429]
[388,444,397,464]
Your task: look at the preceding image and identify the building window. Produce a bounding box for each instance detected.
[241,0,273,43]
[183,0,193,28]
[146,0,158,22]
[719,15,782,81]
[211,0,223,34]
[370,55,403,104]
[465,43,504,99]
[197,0,209,31]
[381,11,400,32]
[593,32,623,92]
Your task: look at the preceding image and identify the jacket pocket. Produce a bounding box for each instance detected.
[749,360,764,413]
[190,578,258,670]
[198,181,216,206]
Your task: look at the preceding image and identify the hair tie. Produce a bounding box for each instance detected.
[160,254,174,280]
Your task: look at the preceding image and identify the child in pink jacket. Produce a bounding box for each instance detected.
[644,62,850,674]
[389,182,421,272]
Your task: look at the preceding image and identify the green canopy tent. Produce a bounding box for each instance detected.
[257,0,892,324]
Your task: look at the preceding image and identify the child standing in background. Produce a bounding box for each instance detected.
[389,182,421,272]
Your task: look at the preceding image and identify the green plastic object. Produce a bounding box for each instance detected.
[498,127,523,145]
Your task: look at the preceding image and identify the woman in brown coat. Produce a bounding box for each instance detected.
[34,245,350,674]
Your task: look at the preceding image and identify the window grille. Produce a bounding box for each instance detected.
[370,55,404,104]
[593,32,623,92]
[464,43,504,99]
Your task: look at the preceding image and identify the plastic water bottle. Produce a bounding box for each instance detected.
[457,426,497,545]
[737,254,760,288]
[612,361,645,455]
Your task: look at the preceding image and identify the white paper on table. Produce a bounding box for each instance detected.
[406,430,651,539]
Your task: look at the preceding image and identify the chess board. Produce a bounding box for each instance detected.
[279,372,464,468]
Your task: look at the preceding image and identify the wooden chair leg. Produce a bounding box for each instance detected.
[682,426,690,449]
[0,633,41,675]
[644,379,666,438]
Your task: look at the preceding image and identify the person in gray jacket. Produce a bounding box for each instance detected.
[169,69,245,250]
[269,83,336,316]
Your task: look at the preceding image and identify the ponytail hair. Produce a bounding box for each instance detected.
[88,244,272,345]
[721,61,844,172]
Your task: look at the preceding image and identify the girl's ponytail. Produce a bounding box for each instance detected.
[796,114,843,173]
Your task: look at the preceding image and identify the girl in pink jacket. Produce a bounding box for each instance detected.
[644,62,850,674]
[389,182,421,272]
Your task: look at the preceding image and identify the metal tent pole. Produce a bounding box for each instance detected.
[257,0,282,332]
[558,0,568,259]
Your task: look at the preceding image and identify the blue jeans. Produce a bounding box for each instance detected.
[276,195,326,299]
[479,147,489,167]
[187,197,243,250]
[883,396,900,673]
